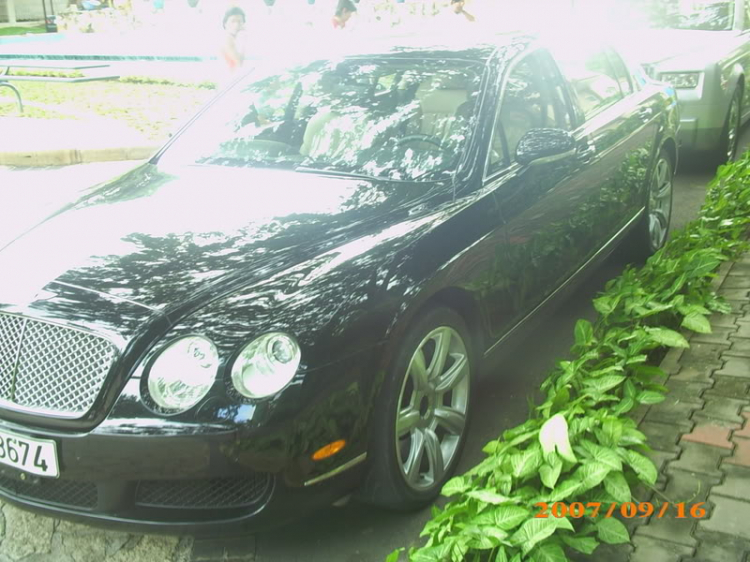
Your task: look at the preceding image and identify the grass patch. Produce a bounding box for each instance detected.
[0,80,216,141]
[0,26,47,36]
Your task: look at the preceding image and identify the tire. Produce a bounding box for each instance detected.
[358,306,474,511]
[713,88,742,167]
[621,148,674,264]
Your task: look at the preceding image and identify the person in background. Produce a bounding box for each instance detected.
[450,0,476,22]
[221,6,247,73]
[332,0,357,29]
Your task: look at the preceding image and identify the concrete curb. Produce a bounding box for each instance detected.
[0,145,159,166]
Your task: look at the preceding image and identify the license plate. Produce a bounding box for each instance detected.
[0,429,59,478]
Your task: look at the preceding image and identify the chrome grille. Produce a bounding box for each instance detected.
[135,475,271,509]
[0,313,117,417]
[0,475,97,510]
[0,314,23,398]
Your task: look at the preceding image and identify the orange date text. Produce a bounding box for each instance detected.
[534,501,707,519]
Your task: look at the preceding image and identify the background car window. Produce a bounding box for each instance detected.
[556,50,625,121]
[487,53,572,175]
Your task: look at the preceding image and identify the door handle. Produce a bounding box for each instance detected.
[576,143,596,163]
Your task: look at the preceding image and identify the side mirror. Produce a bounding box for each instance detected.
[515,128,576,166]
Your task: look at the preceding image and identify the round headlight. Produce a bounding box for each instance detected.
[231,332,301,398]
[146,336,219,412]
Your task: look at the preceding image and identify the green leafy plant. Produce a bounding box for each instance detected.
[388,154,750,562]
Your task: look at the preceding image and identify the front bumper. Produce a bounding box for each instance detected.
[677,115,722,153]
[673,86,727,152]
[0,345,383,535]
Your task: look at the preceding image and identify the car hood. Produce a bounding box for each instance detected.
[0,163,434,317]
[616,29,743,68]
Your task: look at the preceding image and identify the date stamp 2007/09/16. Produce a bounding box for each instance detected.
[535,501,707,519]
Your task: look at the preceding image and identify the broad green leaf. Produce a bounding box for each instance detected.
[449,540,469,562]
[539,414,577,464]
[589,365,625,376]
[665,272,687,297]
[411,543,450,562]
[540,462,562,489]
[593,295,619,316]
[625,354,648,365]
[550,386,570,414]
[581,442,622,471]
[493,505,531,531]
[576,461,612,492]
[625,450,658,484]
[621,426,645,441]
[604,471,631,503]
[636,390,666,405]
[509,554,522,562]
[506,431,540,449]
[466,490,515,504]
[612,397,635,415]
[511,517,573,554]
[494,547,509,562]
[685,252,721,279]
[682,312,712,334]
[510,447,543,479]
[596,518,630,544]
[645,327,690,348]
[465,527,498,550]
[584,375,626,394]
[561,535,599,555]
[677,303,711,316]
[546,478,582,502]
[530,542,568,562]
[574,319,594,347]
[385,548,402,562]
[601,418,624,447]
[504,419,540,440]
[624,379,637,399]
[442,476,470,497]
[483,440,501,454]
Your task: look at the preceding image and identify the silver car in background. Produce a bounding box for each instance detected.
[573,0,750,166]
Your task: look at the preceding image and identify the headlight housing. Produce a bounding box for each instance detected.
[659,72,701,89]
[145,336,219,412]
[231,332,301,399]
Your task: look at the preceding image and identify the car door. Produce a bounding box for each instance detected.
[555,46,658,240]
[481,48,603,341]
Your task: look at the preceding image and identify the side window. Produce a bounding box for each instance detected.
[487,52,574,175]
[557,49,624,121]
[606,50,634,96]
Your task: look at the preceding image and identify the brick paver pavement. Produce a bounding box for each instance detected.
[576,253,750,562]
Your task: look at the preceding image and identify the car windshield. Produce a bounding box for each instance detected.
[608,0,735,30]
[159,57,483,182]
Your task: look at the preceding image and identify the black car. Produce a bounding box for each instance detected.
[0,32,678,533]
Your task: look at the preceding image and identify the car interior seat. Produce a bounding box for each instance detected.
[414,75,469,143]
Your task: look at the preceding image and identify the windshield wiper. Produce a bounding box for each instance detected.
[294,165,384,181]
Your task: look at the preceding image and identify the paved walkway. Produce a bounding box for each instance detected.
[583,252,750,562]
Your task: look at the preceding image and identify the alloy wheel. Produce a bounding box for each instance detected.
[648,156,673,251]
[395,326,470,491]
[726,93,740,163]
